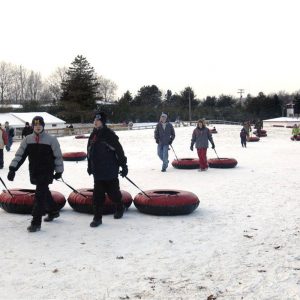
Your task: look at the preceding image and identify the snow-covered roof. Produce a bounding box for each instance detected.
[264,117,300,122]
[12,112,65,125]
[0,112,65,127]
[0,113,25,127]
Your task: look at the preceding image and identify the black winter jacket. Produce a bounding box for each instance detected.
[9,131,64,185]
[87,126,127,181]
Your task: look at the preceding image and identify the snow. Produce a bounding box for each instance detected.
[0,124,300,299]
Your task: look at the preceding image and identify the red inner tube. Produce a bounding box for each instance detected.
[208,158,238,168]
[134,189,199,215]
[62,152,87,161]
[248,136,260,142]
[67,188,133,214]
[75,135,89,139]
[0,189,66,214]
[172,158,199,169]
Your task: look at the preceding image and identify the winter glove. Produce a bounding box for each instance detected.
[53,172,62,180]
[155,139,159,144]
[169,140,173,145]
[120,165,128,178]
[190,144,194,151]
[211,143,215,149]
[7,170,15,181]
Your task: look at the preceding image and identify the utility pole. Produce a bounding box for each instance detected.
[237,89,244,100]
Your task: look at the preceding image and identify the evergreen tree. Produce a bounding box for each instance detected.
[61,55,99,114]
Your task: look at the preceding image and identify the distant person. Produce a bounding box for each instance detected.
[4,121,15,151]
[292,124,300,140]
[22,122,33,138]
[190,119,215,171]
[87,112,128,227]
[154,113,175,172]
[7,116,64,232]
[243,121,252,140]
[240,127,248,147]
[255,119,263,137]
[0,124,8,169]
[128,121,133,130]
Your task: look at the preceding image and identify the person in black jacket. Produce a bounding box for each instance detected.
[7,116,64,232]
[22,122,33,138]
[87,112,128,227]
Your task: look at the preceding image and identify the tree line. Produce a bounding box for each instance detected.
[1,55,300,123]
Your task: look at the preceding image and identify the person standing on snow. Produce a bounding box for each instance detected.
[4,121,15,151]
[292,124,300,140]
[22,122,33,138]
[7,116,64,232]
[87,112,128,227]
[190,119,215,171]
[154,112,175,172]
[240,127,248,147]
[0,124,8,169]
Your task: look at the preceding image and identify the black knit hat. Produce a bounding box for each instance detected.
[32,116,45,127]
[94,112,107,125]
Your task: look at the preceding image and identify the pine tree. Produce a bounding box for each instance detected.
[61,55,99,113]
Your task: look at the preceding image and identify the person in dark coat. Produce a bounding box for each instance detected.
[7,116,64,232]
[4,121,15,151]
[87,112,128,227]
[22,122,33,138]
[240,127,248,147]
[190,119,215,171]
[0,124,8,169]
[154,113,175,172]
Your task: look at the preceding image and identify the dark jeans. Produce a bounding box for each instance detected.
[0,149,3,168]
[31,183,58,224]
[5,137,13,152]
[93,178,122,218]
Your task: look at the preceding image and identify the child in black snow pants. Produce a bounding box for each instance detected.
[240,128,248,147]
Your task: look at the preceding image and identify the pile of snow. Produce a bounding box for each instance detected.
[0,124,299,299]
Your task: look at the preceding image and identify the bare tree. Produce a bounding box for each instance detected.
[26,71,43,101]
[0,61,14,103]
[46,66,67,102]
[97,75,118,102]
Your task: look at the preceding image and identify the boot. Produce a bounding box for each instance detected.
[44,211,60,222]
[114,204,124,219]
[27,216,42,232]
[90,217,102,227]
[27,224,41,232]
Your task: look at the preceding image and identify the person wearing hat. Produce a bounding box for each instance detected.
[87,112,128,227]
[190,119,215,171]
[154,112,175,172]
[21,122,33,139]
[7,116,64,232]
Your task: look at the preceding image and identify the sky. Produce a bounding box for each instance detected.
[1,0,300,99]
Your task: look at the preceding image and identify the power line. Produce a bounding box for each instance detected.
[237,89,244,99]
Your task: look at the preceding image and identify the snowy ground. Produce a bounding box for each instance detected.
[0,124,300,300]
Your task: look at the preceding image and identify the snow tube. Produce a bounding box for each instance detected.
[248,136,260,142]
[209,128,218,134]
[134,189,199,216]
[291,136,300,141]
[62,152,87,161]
[208,158,238,168]
[67,188,133,214]
[172,158,199,169]
[0,189,66,214]
[75,135,89,139]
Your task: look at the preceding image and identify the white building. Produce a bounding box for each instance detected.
[0,112,65,129]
